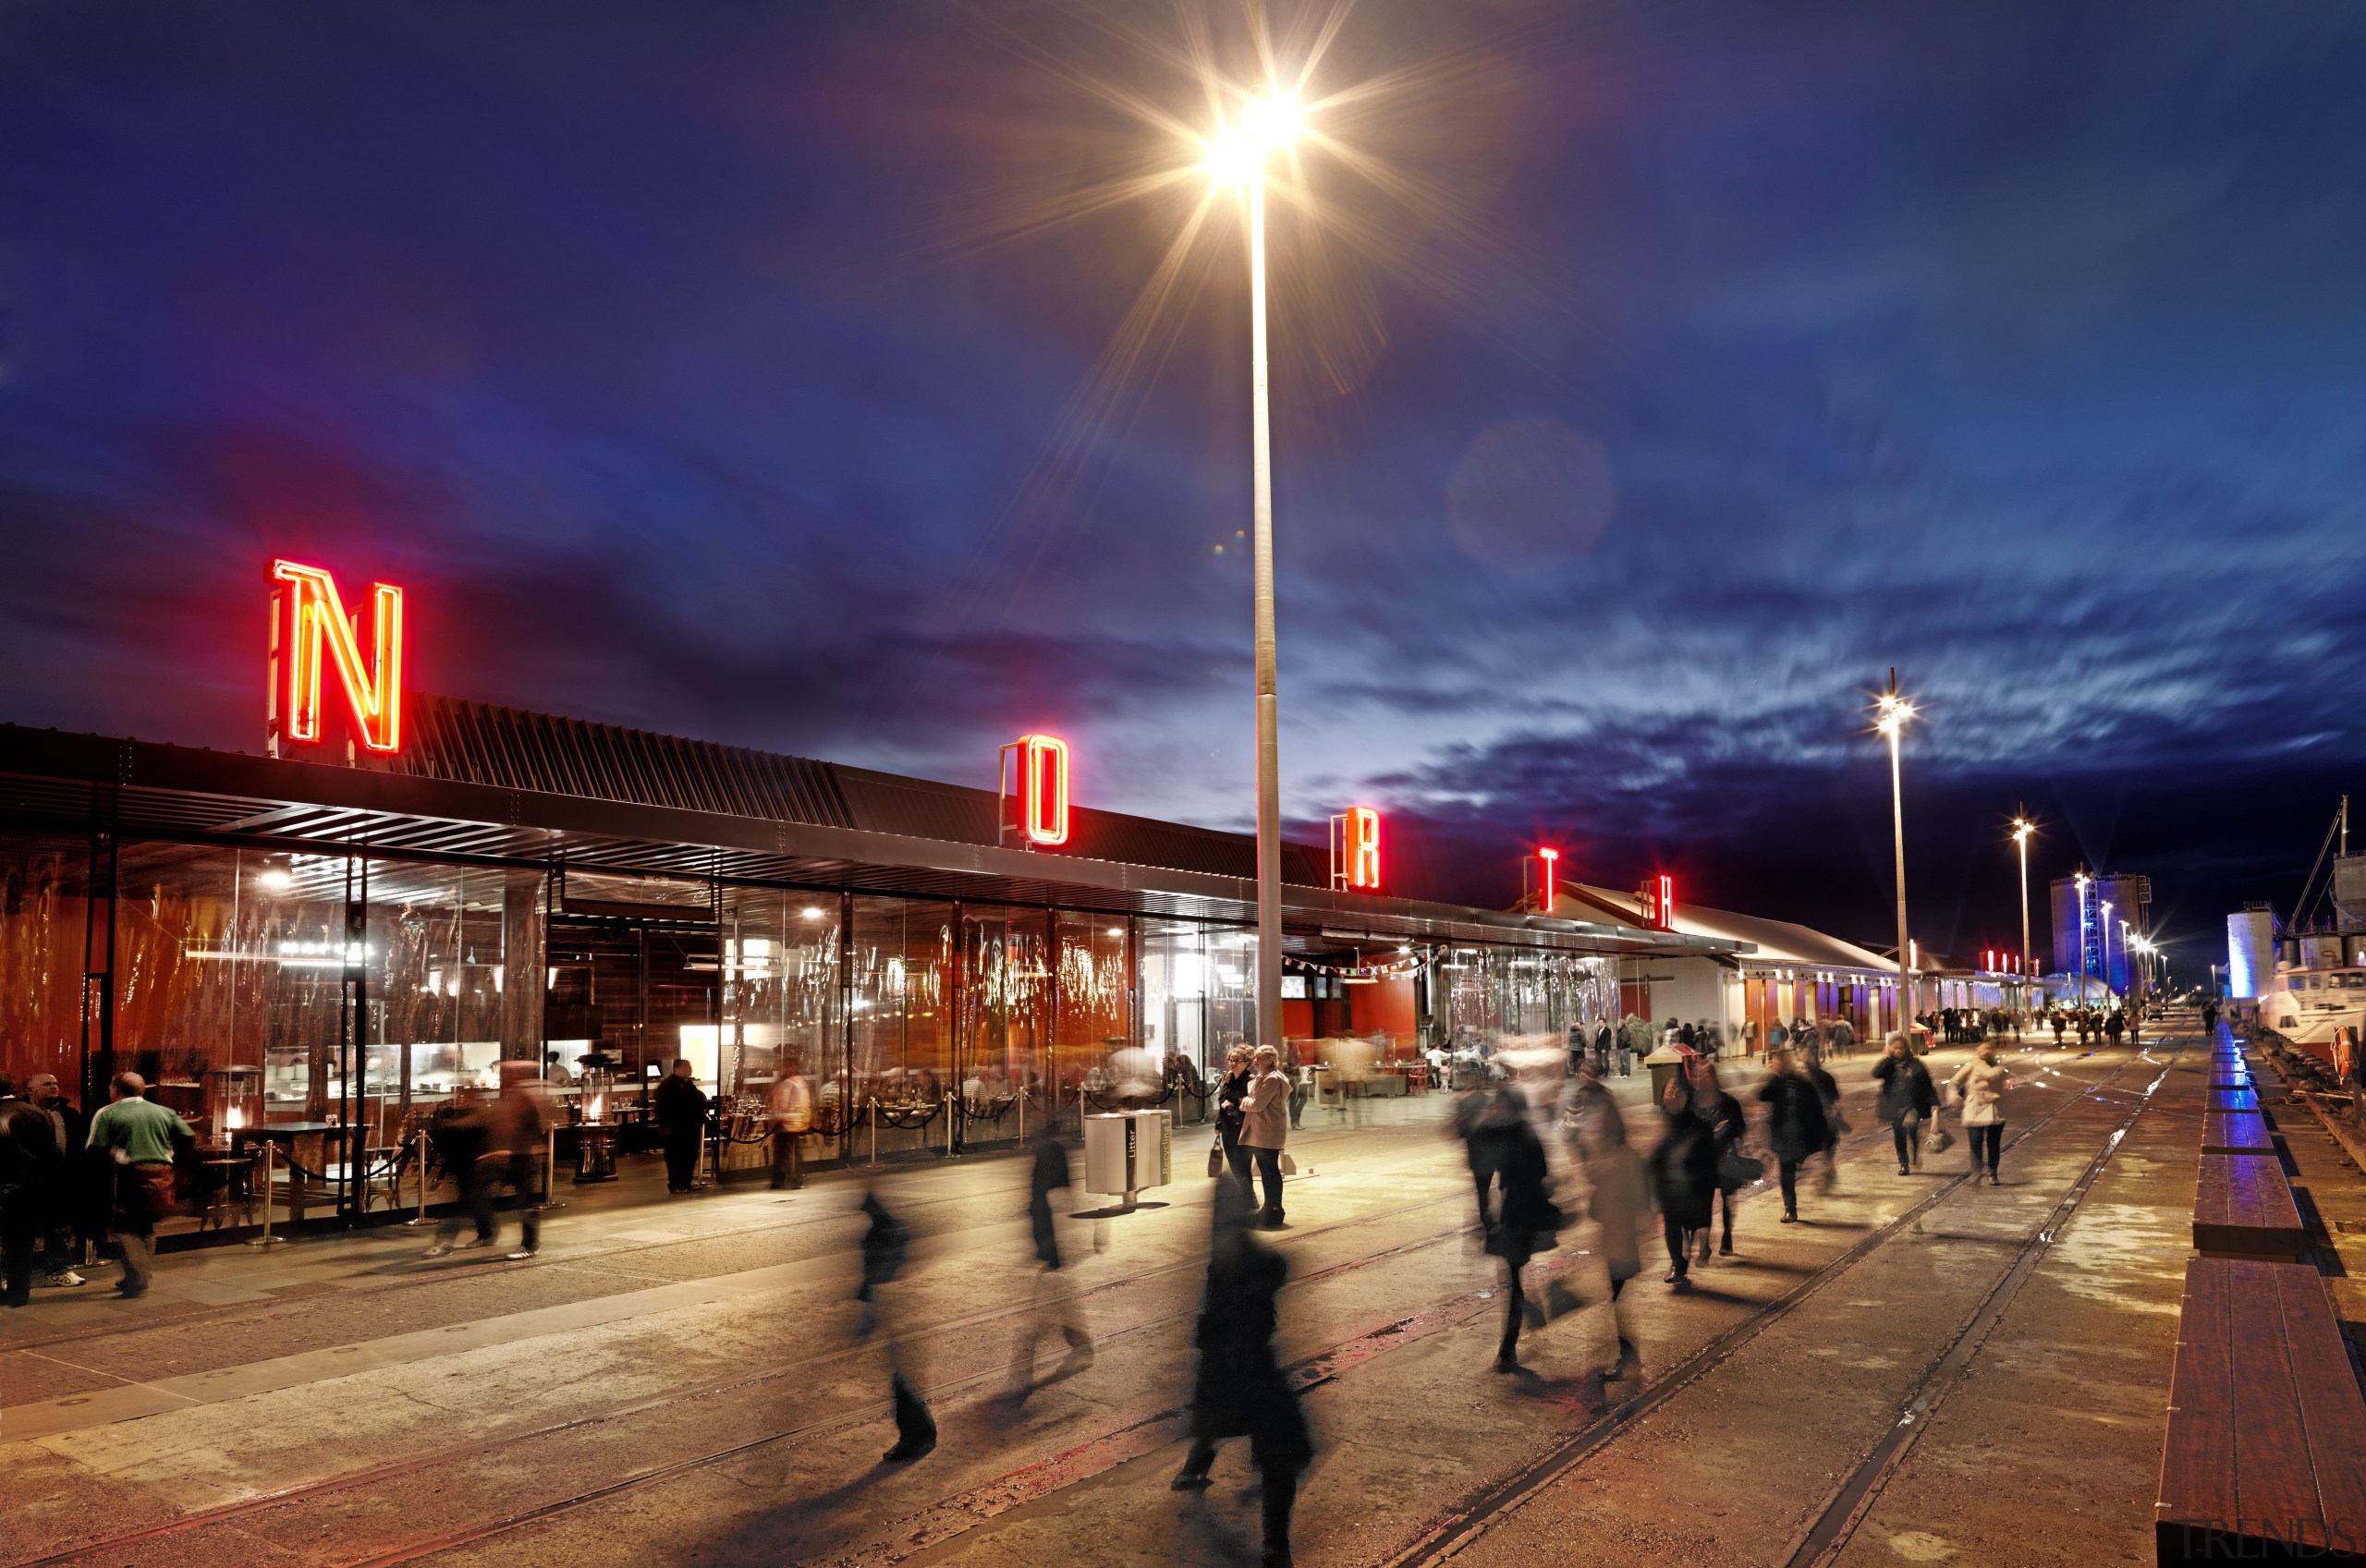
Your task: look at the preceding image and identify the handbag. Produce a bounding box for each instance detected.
[1206,1138,1225,1178]
[1718,1147,1767,1189]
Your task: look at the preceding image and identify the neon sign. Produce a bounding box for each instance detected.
[268,559,405,755]
[999,734,1069,847]
[1331,806,1383,891]
[1651,873,1675,930]
[1537,847,1560,914]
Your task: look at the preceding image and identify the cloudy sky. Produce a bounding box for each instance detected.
[4,0,2361,973]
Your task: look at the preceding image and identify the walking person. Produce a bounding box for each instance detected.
[1695,1064,1748,1258]
[421,1088,492,1256]
[1556,1059,1617,1161]
[1215,1044,1254,1183]
[768,1057,813,1190]
[2050,1010,2067,1046]
[1581,1108,1648,1378]
[1950,1044,2011,1184]
[1756,1050,1831,1222]
[0,1076,57,1307]
[2104,1008,2126,1048]
[476,1062,546,1258]
[1171,1175,1313,1568]
[1645,1076,1718,1289]
[1238,1045,1290,1228]
[86,1073,192,1299]
[1803,1046,1845,1190]
[25,1074,90,1286]
[859,1188,937,1464]
[653,1057,710,1194]
[1008,1130,1093,1393]
[1472,1085,1562,1372]
[1872,1034,1938,1175]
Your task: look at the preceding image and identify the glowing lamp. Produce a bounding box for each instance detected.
[269,560,405,754]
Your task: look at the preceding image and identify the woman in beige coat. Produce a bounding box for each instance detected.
[1949,1045,2011,1184]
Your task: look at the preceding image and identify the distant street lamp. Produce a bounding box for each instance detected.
[2101,898,2116,1002]
[1874,672,1916,1036]
[2010,808,2035,1015]
[2075,870,2092,1004]
[1205,88,1303,1048]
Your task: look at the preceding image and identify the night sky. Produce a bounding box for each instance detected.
[4,2,2362,980]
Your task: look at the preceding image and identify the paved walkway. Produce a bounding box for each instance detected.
[3,1031,2336,1568]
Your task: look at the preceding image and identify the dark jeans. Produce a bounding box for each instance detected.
[664,1133,704,1192]
[1777,1158,1801,1216]
[1497,1258,1526,1364]
[1891,1112,1923,1169]
[1,1189,36,1306]
[1969,1124,2004,1175]
[1662,1213,1690,1277]
[1221,1122,1250,1184]
[772,1128,805,1189]
[1249,1145,1284,1222]
[460,1154,542,1253]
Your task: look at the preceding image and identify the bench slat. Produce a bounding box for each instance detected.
[2202,1111,2277,1156]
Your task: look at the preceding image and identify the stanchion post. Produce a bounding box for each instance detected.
[868,1098,879,1166]
[406,1124,430,1226]
[246,1138,285,1249]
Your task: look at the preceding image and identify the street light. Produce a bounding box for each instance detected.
[2075,869,2091,1005]
[2101,898,2116,1003]
[1205,87,1302,1050]
[2010,808,2035,1017]
[1874,671,1916,1038]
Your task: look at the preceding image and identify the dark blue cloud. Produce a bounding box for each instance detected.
[2,0,2362,977]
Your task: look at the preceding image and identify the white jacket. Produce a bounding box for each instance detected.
[1951,1058,2009,1127]
[1240,1069,1290,1149]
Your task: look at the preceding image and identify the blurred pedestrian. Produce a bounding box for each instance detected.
[1645,1076,1717,1289]
[1581,1108,1647,1378]
[1872,1034,1937,1175]
[653,1058,710,1194]
[1557,1059,1617,1160]
[1473,1086,1562,1371]
[859,1189,937,1464]
[25,1074,90,1286]
[422,1088,492,1256]
[1950,1044,2010,1184]
[0,1076,57,1307]
[1803,1047,1845,1190]
[87,1073,191,1299]
[1008,1131,1093,1392]
[1239,1045,1290,1228]
[769,1056,813,1190]
[477,1062,546,1258]
[1216,1044,1254,1183]
[1756,1050,1830,1222]
[2104,1008,2126,1048]
[1171,1175,1312,1568]
[1695,1064,1748,1258]
[2050,1011,2067,1046]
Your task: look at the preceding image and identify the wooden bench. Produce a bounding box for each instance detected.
[2157,1258,2366,1563]
[2192,1153,2308,1261]
[2210,1085,2264,1114]
[2202,1111,2277,1156]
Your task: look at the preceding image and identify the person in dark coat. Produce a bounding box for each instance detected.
[1756,1050,1831,1222]
[1454,1081,1500,1222]
[1644,1076,1718,1288]
[1802,1048,1845,1191]
[652,1059,710,1194]
[0,1076,60,1307]
[1008,1133,1093,1392]
[1215,1045,1254,1183]
[1871,1034,1938,1174]
[1172,1175,1313,1568]
[25,1074,91,1285]
[859,1188,936,1463]
[1472,1086,1563,1371]
[421,1089,493,1257]
[1695,1065,1748,1259]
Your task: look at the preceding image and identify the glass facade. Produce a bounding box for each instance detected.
[0,826,1650,1239]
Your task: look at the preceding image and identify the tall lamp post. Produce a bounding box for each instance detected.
[1206,92,1302,1049]
[2075,870,2091,1006]
[1875,673,1916,1039]
[2010,808,2035,1018]
[2100,898,2115,1003]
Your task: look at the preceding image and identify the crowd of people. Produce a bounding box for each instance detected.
[0,1068,197,1304]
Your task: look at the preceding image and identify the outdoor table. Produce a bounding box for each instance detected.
[236,1122,337,1221]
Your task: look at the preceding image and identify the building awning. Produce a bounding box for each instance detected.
[0,714,1734,963]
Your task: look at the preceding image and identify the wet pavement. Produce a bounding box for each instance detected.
[3,1027,2336,1568]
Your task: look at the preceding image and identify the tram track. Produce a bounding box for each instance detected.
[1376,1039,2189,1568]
[6,1043,2144,1568]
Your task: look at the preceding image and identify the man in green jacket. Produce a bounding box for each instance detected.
[88,1074,192,1298]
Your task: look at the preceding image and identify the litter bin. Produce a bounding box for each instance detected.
[1083,1109,1172,1209]
[1645,1044,1690,1108]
